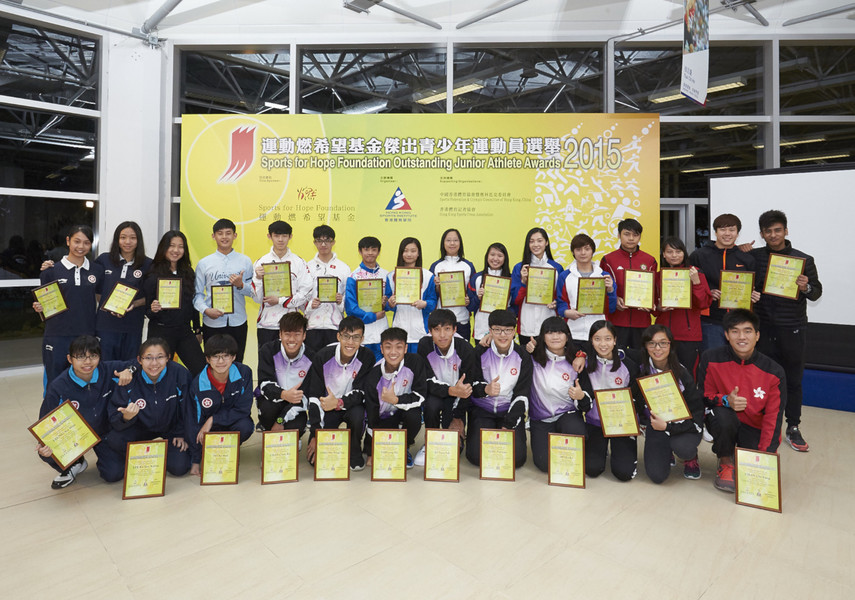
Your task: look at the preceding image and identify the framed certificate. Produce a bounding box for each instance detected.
[200,432,240,485]
[480,275,511,313]
[394,267,422,305]
[719,270,754,310]
[371,429,407,482]
[29,400,100,470]
[547,433,585,488]
[314,429,350,481]
[317,276,339,303]
[32,281,68,320]
[660,268,692,309]
[594,389,640,437]
[423,428,460,483]
[102,282,138,316]
[479,428,515,481]
[623,269,655,310]
[157,277,182,310]
[262,262,292,299]
[123,440,167,500]
[637,371,692,422]
[436,271,467,308]
[735,448,782,513]
[763,253,806,300]
[525,266,556,305]
[356,279,384,313]
[576,277,606,315]
[262,430,299,484]
[211,284,234,314]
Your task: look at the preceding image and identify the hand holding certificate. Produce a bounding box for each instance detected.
[211,284,235,314]
[123,440,167,499]
[394,267,422,305]
[479,429,515,481]
[623,269,654,310]
[424,429,460,482]
[356,279,384,313]
[32,281,68,320]
[637,371,691,422]
[763,253,805,300]
[200,432,240,485]
[576,277,606,315]
[735,448,782,513]
[436,271,467,308]
[660,268,692,309]
[317,276,339,303]
[157,278,182,310]
[262,262,292,299]
[371,429,407,482]
[719,270,754,310]
[548,433,585,488]
[102,282,138,316]
[594,389,640,437]
[525,266,556,305]
[29,401,100,470]
[480,275,511,313]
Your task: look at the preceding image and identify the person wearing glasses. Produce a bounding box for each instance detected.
[305,225,351,353]
[186,334,255,476]
[465,309,532,469]
[104,338,192,478]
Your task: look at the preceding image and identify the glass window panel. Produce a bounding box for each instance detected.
[659,123,763,198]
[299,47,447,113]
[0,18,99,109]
[452,46,603,113]
[0,286,44,369]
[614,45,763,116]
[0,105,97,193]
[780,45,855,116]
[779,123,855,166]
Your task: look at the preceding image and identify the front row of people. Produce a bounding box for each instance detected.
[36,307,783,495]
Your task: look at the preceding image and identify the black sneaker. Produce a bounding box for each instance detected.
[51,457,88,489]
[785,426,809,452]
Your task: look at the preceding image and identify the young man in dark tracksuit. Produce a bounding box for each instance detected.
[36,335,133,488]
[466,309,532,469]
[689,213,758,351]
[256,313,313,436]
[364,327,427,468]
[748,210,822,452]
[186,334,255,475]
[105,338,192,477]
[414,309,477,465]
[697,309,786,493]
[305,316,375,471]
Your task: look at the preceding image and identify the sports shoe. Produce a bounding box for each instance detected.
[683,457,701,480]
[702,426,713,443]
[413,445,426,467]
[714,459,735,493]
[406,451,414,469]
[670,453,676,467]
[51,457,88,489]
[785,426,809,452]
[350,458,366,471]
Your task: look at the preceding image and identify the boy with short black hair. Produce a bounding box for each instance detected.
[344,236,388,361]
[305,316,376,470]
[414,308,476,466]
[697,309,785,493]
[466,309,532,468]
[251,220,313,349]
[749,209,822,452]
[599,218,658,349]
[305,225,351,352]
[689,213,759,351]
[364,327,427,468]
[186,334,255,476]
[193,218,254,362]
[256,312,313,436]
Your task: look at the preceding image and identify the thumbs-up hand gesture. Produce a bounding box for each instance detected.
[568,378,584,401]
[485,375,501,397]
[449,374,472,398]
[229,270,245,289]
[320,386,339,412]
[381,383,398,406]
[730,386,747,411]
[281,382,303,404]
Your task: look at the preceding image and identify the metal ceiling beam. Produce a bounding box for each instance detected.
[783,3,855,26]
[456,0,529,30]
[141,0,184,34]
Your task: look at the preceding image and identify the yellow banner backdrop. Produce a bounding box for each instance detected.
[181,113,659,356]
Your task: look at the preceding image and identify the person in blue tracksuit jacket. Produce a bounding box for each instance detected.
[186,334,254,476]
[105,338,192,477]
[36,335,133,489]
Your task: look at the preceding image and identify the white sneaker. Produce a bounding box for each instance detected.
[702,426,714,443]
[51,457,88,489]
[413,445,426,467]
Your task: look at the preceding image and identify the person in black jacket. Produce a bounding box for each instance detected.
[638,325,704,483]
[747,210,822,452]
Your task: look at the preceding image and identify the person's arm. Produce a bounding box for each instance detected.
[363,368,382,429]
[305,353,327,428]
[169,366,190,441]
[109,383,137,431]
[697,354,728,409]
[470,346,489,398]
[802,255,822,301]
[395,356,427,411]
[257,344,285,401]
[760,370,786,453]
[509,263,526,310]
[666,367,705,436]
[692,271,713,310]
[192,258,209,313]
[556,270,572,317]
[236,257,254,297]
[624,357,648,426]
[290,260,314,311]
[504,352,532,429]
[467,271,481,312]
[344,277,378,324]
[249,257,265,304]
[341,348,374,410]
[421,273,438,314]
[418,338,450,399]
[451,343,477,418]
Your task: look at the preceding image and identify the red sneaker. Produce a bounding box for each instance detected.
[714,459,735,493]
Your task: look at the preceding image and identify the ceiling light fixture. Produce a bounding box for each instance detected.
[649,76,747,104]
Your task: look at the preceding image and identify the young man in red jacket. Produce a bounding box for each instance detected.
[600,218,657,349]
[697,309,786,493]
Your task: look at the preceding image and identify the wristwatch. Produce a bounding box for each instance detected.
[276,417,284,425]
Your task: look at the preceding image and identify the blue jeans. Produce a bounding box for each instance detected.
[700,321,726,353]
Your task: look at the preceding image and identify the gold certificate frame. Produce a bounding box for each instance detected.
[547,433,586,488]
[261,430,299,484]
[594,389,640,438]
[479,428,515,481]
[200,432,240,485]
[423,428,460,483]
[371,429,407,482]
[123,440,168,499]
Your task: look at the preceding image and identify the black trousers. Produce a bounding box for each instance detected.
[705,406,772,457]
[147,324,206,376]
[615,326,644,352]
[530,411,586,473]
[309,405,366,469]
[759,324,803,427]
[586,423,637,481]
[103,424,191,477]
[202,322,248,363]
[255,396,308,434]
[465,406,527,468]
[187,416,254,465]
[643,427,702,484]
[305,329,338,353]
[366,408,422,454]
[256,327,280,350]
[674,339,701,379]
